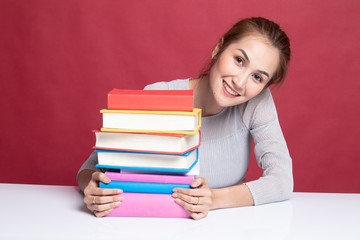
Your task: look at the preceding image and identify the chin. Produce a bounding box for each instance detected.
[217,92,244,106]
[215,97,238,108]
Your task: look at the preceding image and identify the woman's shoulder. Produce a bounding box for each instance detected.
[241,87,274,110]
[239,87,277,129]
[250,87,274,106]
[143,78,191,90]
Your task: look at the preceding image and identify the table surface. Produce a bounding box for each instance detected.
[0,183,359,240]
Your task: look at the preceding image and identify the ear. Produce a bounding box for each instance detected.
[211,37,224,59]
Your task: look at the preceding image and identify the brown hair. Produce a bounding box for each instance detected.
[200,17,291,87]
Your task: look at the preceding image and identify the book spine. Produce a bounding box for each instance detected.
[105,172,194,184]
[100,181,190,194]
[105,192,190,218]
[108,92,193,112]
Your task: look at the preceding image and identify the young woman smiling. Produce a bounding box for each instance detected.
[77,17,293,220]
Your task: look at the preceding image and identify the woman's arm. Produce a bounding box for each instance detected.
[174,89,293,219]
[211,183,254,209]
[173,178,254,220]
[244,89,293,205]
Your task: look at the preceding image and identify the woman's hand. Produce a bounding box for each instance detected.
[83,171,123,217]
[172,177,213,220]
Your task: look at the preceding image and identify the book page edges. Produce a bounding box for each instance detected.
[100,126,200,135]
[100,108,201,116]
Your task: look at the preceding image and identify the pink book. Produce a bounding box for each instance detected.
[105,192,190,218]
[105,171,194,184]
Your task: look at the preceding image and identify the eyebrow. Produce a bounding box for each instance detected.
[258,70,270,78]
[237,49,249,62]
[237,49,270,79]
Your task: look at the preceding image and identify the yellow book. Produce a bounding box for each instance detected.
[100,108,201,135]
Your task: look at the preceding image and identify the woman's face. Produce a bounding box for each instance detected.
[209,34,280,108]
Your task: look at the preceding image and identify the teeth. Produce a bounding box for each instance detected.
[223,81,239,96]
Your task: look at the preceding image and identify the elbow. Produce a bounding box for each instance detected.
[282,182,294,202]
[247,173,294,205]
[278,172,294,201]
[274,156,294,202]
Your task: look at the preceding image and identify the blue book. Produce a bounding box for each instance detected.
[100,181,190,194]
[96,148,198,173]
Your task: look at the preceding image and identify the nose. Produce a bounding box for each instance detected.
[232,72,247,95]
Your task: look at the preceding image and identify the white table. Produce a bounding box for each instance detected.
[0,183,359,240]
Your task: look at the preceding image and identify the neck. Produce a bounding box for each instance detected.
[189,76,224,117]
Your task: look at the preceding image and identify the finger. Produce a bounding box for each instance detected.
[190,212,207,220]
[94,208,114,218]
[95,195,124,204]
[174,192,201,205]
[91,187,123,196]
[190,177,206,188]
[173,187,208,197]
[84,186,122,199]
[91,200,122,212]
[92,171,111,184]
[175,197,206,213]
[85,194,123,205]
[173,199,208,220]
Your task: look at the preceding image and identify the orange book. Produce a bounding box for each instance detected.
[107,89,193,111]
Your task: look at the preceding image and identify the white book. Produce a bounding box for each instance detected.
[100,108,201,135]
[96,149,198,172]
[94,130,200,155]
[187,159,200,176]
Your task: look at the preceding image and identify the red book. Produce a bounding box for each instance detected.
[107,89,193,111]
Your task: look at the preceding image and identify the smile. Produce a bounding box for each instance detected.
[222,80,240,97]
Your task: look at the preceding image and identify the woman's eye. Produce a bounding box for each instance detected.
[253,74,263,82]
[235,57,244,65]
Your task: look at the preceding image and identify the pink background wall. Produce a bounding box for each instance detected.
[1,0,359,193]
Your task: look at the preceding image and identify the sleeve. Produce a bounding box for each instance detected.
[244,88,294,205]
[76,152,105,181]
[143,81,170,90]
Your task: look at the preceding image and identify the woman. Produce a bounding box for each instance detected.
[77,17,293,220]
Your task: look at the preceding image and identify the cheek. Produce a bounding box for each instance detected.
[212,55,234,76]
[245,83,265,98]
[217,58,235,74]
[209,64,223,87]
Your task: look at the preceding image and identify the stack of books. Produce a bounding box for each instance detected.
[94,89,202,218]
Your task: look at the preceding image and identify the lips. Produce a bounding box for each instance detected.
[222,80,240,97]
